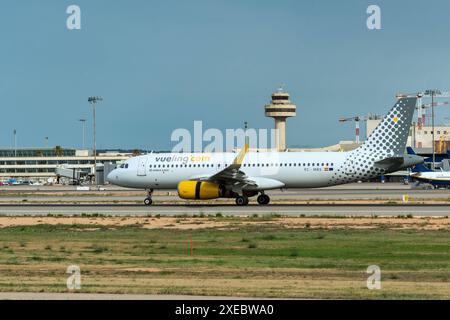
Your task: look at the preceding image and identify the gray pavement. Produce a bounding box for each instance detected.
[0,182,449,216]
[0,204,448,216]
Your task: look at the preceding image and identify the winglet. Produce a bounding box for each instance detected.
[233,143,249,166]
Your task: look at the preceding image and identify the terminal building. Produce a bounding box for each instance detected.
[0,148,131,183]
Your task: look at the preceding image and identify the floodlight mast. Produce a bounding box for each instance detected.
[88,96,103,188]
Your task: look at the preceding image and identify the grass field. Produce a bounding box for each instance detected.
[0,215,448,299]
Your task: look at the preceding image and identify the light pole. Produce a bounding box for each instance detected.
[13,129,17,157]
[244,121,248,145]
[45,137,49,148]
[88,96,103,188]
[432,91,435,170]
[426,89,439,170]
[78,119,86,149]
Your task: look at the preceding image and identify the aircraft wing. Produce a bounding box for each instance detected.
[190,144,285,191]
[190,144,257,188]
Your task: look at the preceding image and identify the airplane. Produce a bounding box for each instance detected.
[407,147,450,189]
[107,96,423,206]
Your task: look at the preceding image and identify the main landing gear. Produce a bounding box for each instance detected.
[235,195,249,206]
[235,193,270,206]
[144,189,153,206]
[257,194,270,205]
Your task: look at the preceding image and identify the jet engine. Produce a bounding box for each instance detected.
[177,181,221,200]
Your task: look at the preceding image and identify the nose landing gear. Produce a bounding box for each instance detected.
[144,189,153,206]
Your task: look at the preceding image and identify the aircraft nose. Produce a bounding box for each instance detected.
[106,169,118,183]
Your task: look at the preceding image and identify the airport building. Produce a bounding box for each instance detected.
[0,148,131,183]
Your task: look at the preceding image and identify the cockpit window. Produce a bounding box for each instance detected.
[119,163,129,169]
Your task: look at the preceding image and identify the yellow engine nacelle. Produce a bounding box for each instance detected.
[177,181,221,200]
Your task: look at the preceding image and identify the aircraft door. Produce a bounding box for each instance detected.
[137,157,148,176]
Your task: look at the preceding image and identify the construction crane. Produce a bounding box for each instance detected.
[417,101,449,128]
[397,91,450,128]
[339,116,364,144]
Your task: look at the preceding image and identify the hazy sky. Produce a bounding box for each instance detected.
[1,0,449,150]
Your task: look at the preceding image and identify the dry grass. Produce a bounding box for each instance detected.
[0,216,448,299]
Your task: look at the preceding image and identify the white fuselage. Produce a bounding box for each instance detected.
[108,151,356,190]
[411,171,450,186]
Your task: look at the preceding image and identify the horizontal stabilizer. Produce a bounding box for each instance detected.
[374,154,424,171]
[374,157,404,169]
[411,163,433,173]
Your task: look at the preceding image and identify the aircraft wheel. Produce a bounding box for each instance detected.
[235,196,249,206]
[257,194,270,205]
[144,197,153,206]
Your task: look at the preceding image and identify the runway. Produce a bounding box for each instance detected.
[1,183,449,202]
[0,203,449,216]
[0,183,449,216]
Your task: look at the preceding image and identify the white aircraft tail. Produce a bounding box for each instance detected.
[355,97,417,157]
[340,97,418,179]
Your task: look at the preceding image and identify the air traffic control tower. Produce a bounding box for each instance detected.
[264,88,297,151]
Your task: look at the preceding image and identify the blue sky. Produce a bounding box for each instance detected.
[1,0,449,150]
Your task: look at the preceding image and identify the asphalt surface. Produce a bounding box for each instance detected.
[0,183,449,216]
[0,203,448,216]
